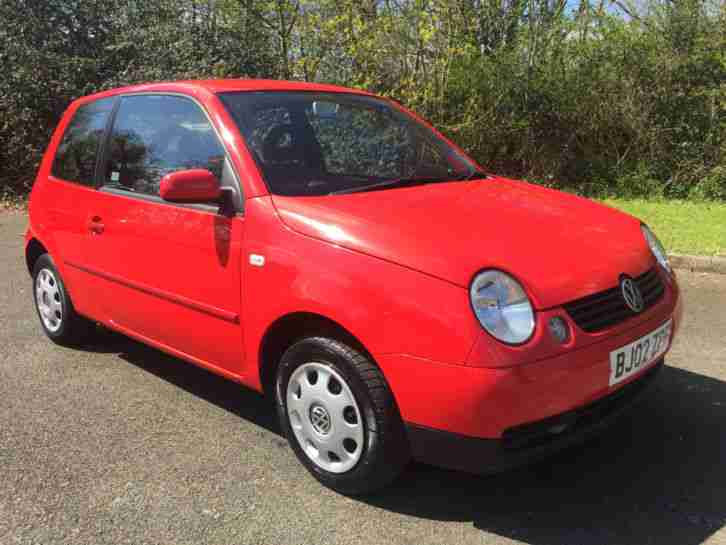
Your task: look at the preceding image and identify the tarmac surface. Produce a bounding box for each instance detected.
[2,211,725,545]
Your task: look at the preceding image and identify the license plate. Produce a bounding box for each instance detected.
[609,320,672,386]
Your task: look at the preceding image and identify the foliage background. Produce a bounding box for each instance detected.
[1,0,724,200]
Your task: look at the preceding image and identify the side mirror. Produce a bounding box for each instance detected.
[159,169,221,203]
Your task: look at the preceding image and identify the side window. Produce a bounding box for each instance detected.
[103,95,226,197]
[52,98,115,186]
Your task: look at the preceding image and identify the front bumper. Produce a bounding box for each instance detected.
[406,360,663,474]
[375,307,679,440]
[373,271,680,473]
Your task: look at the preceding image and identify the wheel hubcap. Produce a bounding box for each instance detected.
[286,362,364,473]
[35,268,62,332]
[309,404,332,435]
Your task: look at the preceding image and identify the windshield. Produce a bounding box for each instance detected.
[218,91,480,196]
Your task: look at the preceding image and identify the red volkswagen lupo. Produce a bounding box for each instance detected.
[26,80,683,494]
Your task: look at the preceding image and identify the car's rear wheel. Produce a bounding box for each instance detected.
[32,254,94,346]
[275,337,410,495]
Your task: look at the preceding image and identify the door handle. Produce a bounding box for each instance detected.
[88,216,105,235]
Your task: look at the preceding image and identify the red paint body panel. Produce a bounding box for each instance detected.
[25,79,683,447]
[241,196,481,391]
[79,189,245,374]
[272,178,650,309]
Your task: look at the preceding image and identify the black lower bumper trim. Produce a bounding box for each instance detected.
[405,360,663,475]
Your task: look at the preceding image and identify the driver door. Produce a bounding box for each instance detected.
[85,94,246,375]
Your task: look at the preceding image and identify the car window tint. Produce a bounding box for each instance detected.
[103,95,225,197]
[52,98,115,186]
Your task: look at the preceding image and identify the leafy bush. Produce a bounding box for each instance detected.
[1,0,724,201]
[0,0,275,196]
[690,165,726,200]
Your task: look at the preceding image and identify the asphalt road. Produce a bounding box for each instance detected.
[2,211,726,545]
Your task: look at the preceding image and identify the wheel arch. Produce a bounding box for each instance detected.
[25,238,49,276]
[258,311,375,398]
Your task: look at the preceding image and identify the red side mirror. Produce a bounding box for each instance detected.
[159,169,221,203]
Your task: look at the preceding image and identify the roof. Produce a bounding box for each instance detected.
[183,79,374,95]
[78,79,375,105]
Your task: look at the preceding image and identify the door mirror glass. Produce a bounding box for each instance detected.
[159,169,221,203]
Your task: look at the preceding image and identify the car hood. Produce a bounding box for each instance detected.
[271,177,653,309]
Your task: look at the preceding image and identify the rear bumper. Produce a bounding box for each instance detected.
[406,360,663,474]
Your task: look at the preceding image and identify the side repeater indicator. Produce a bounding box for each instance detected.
[249,254,265,267]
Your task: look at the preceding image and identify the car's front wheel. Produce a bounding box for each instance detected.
[32,254,94,346]
[275,337,410,495]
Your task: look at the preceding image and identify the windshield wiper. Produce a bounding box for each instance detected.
[330,170,490,195]
[330,176,451,195]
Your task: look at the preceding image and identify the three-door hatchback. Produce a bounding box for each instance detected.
[26,79,683,494]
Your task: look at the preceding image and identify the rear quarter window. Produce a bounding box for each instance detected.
[52,98,115,186]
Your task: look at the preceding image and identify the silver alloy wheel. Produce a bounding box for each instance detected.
[286,362,364,473]
[35,268,63,333]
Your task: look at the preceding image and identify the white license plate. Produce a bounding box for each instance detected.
[609,320,672,386]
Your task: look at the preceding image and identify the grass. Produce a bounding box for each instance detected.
[602,198,726,257]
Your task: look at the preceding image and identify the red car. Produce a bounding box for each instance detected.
[25,80,682,494]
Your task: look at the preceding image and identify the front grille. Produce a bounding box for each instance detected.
[502,360,663,450]
[563,267,665,333]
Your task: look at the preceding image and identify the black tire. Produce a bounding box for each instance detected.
[275,337,410,495]
[32,253,94,346]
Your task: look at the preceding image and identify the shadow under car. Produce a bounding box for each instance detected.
[101,333,725,545]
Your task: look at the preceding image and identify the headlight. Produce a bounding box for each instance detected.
[470,270,535,344]
[642,224,671,274]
